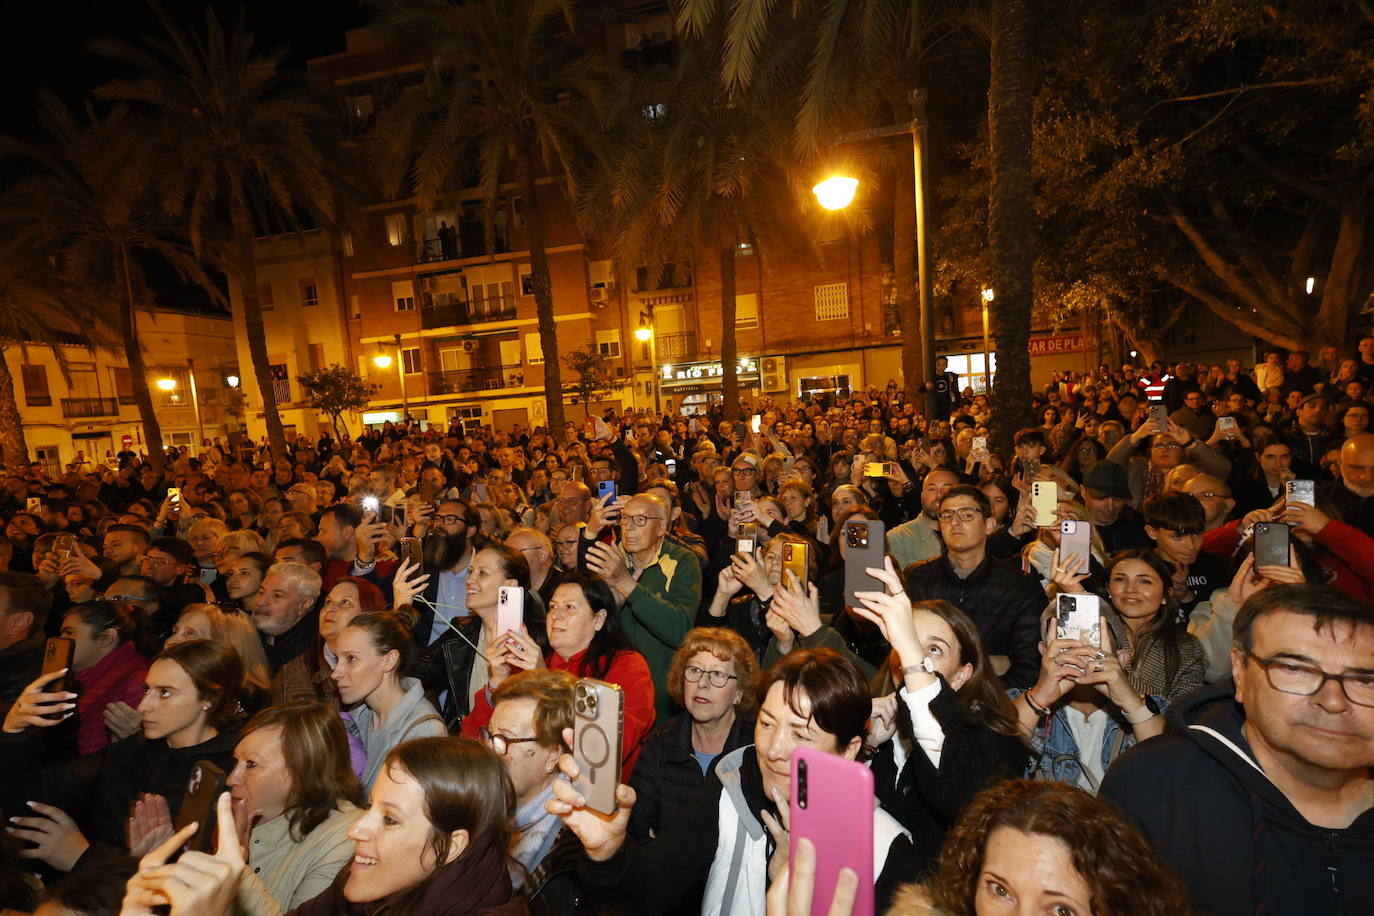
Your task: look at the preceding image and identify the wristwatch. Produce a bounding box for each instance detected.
[902,656,936,677]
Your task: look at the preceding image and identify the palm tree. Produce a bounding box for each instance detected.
[595,21,818,420]
[90,6,344,461]
[0,98,216,474]
[370,0,620,442]
[0,234,109,470]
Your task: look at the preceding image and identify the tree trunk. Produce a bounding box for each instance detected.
[987,0,1037,455]
[228,187,288,462]
[519,144,567,442]
[892,138,922,408]
[120,244,166,475]
[0,349,30,468]
[719,241,740,421]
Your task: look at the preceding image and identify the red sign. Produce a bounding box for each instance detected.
[121,435,134,448]
[1027,335,1084,357]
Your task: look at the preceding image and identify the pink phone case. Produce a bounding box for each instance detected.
[496,587,524,637]
[790,748,875,916]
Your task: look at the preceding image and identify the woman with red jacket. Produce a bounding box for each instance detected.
[461,570,655,781]
[60,601,150,755]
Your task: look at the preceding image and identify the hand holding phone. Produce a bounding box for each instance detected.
[572,679,624,815]
[1055,594,1102,647]
[496,586,525,639]
[1031,481,1058,528]
[790,749,876,916]
[172,761,227,857]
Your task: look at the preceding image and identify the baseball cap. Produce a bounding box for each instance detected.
[1082,461,1131,499]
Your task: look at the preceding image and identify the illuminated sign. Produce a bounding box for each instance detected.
[1027,335,1083,356]
[660,358,759,384]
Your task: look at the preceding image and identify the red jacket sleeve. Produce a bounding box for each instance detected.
[604,650,657,783]
[459,685,495,740]
[1202,519,1242,556]
[1313,520,1374,600]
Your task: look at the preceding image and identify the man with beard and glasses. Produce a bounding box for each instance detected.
[408,498,480,647]
[887,468,958,569]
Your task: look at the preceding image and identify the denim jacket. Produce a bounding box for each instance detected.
[1008,688,1168,793]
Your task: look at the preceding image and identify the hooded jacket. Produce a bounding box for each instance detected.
[1100,683,1374,915]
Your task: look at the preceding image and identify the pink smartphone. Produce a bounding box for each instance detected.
[496,586,524,638]
[790,748,875,916]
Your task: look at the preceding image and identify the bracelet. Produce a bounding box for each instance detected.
[354,557,377,571]
[901,657,935,677]
[1124,701,1157,725]
[1023,691,1051,718]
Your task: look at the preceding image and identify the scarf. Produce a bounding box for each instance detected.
[508,784,561,887]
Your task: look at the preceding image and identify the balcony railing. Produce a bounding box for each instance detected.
[61,397,120,418]
[420,294,518,330]
[657,331,699,361]
[427,365,529,396]
[415,231,513,264]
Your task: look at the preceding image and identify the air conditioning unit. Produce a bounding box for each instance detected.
[461,339,478,353]
[590,287,610,305]
[762,356,787,392]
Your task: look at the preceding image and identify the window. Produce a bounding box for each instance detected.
[525,332,544,364]
[448,405,483,433]
[814,283,850,321]
[111,367,134,404]
[518,264,534,297]
[735,293,759,329]
[21,365,50,407]
[392,280,416,312]
[385,213,408,247]
[511,196,527,229]
[309,344,325,373]
[596,330,622,359]
[269,363,292,404]
[299,278,319,308]
[345,93,375,135]
[350,294,361,320]
[258,283,274,310]
[402,347,422,375]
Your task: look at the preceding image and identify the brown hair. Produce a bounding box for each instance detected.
[156,639,244,728]
[491,669,576,752]
[343,611,415,680]
[667,627,761,719]
[756,648,869,751]
[240,703,364,839]
[378,738,515,911]
[1233,582,1374,652]
[928,780,1193,915]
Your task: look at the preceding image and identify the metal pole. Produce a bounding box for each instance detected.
[910,90,937,420]
[982,299,993,393]
[394,332,408,418]
[186,357,205,456]
[651,332,662,415]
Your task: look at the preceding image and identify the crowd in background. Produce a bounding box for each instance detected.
[0,340,1372,914]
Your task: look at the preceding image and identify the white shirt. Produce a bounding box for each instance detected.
[1063,705,1111,792]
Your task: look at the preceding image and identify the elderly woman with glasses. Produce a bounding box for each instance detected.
[461,571,655,783]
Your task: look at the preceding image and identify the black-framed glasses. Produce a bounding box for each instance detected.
[434,514,462,525]
[732,467,758,475]
[479,727,541,756]
[619,514,665,529]
[684,665,739,688]
[1246,652,1374,707]
[937,507,984,523]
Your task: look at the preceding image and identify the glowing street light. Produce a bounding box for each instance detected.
[156,378,176,392]
[1305,276,1316,295]
[634,326,653,342]
[981,288,995,302]
[372,354,393,370]
[812,176,859,211]
[226,375,240,388]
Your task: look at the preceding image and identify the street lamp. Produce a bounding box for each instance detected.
[812,176,859,211]
[186,357,204,455]
[636,313,661,414]
[226,375,240,388]
[980,289,995,393]
[373,334,409,418]
[812,89,935,416]
[372,354,392,369]
[156,377,176,392]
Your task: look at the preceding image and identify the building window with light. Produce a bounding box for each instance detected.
[402,347,422,375]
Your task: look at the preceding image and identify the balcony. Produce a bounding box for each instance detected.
[657,331,699,361]
[61,397,120,419]
[634,260,693,292]
[420,294,518,330]
[427,365,529,396]
[415,228,513,264]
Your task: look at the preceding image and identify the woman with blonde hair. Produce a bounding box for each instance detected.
[628,627,760,843]
[167,602,272,700]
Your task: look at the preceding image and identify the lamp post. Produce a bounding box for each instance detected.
[980,288,995,394]
[812,89,936,417]
[374,333,408,419]
[635,313,661,414]
[186,357,204,454]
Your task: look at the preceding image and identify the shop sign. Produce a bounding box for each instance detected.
[661,358,759,384]
[1027,335,1083,357]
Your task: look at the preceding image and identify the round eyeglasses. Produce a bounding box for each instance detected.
[479,727,541,755]
[683,665,739,688]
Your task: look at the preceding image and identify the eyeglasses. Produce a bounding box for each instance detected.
[140,556,171,567]
[684,665,739,688]
[1245,652,1374,707]
[98,594,150,604]
[1152,442,1183,450]
[937,507,984,523]
[553,539,579,548]
[556,497,586,507]
[434,514,463,525]
[732,467,758,475]
[619,514,666,528]
[514,545,546,554]
[479,727,541,756]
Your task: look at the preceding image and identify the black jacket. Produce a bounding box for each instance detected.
[1101,684,1374,915]
[0,725,240,859]
[902,554,1045,688]
[410,614,484,728]
[628,712,755,844]
[869,679,1029,870]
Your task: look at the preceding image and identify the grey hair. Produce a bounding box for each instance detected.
[267,561,322,603]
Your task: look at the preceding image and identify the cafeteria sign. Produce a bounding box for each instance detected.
[1027,335,1083,357]
[661,358,759,383]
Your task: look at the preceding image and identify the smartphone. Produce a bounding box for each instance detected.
[1022,457,1041,478]
[1217,416,1237,436]
[972,436,987,454]
[1286,479,1315,508]
[400,536,423,571]
[572,678,624,815]
[474,482,490,502]
[1031,480,1058,528]
[863,462,886,478]
[53,533,76,563]
[496,586,524,638]
[172,761,227,857]
[732,421,747,441]
[1254,521,1290,567]
[665,458,677,475]
[167,487,182,507]
[751,415,762,434]
[1149,403,1169,428]
[842,519,886,607]
[1055,593,1102,647]
[782,541,810,587]
[392,505,408,527]
[1058,519,1091,565]
[597,480,618,501]
[26,497,41,513]
[361,495,380,516]
[884,462,899,478]
[40,637,77,717]
[734,490,753,509]
[736,522,758,556]
[790,749,876,916]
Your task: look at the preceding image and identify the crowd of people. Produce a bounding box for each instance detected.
[0,341,1372,915]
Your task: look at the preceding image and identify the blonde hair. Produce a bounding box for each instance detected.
[179,603,271,693]
[222,529,268,554]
